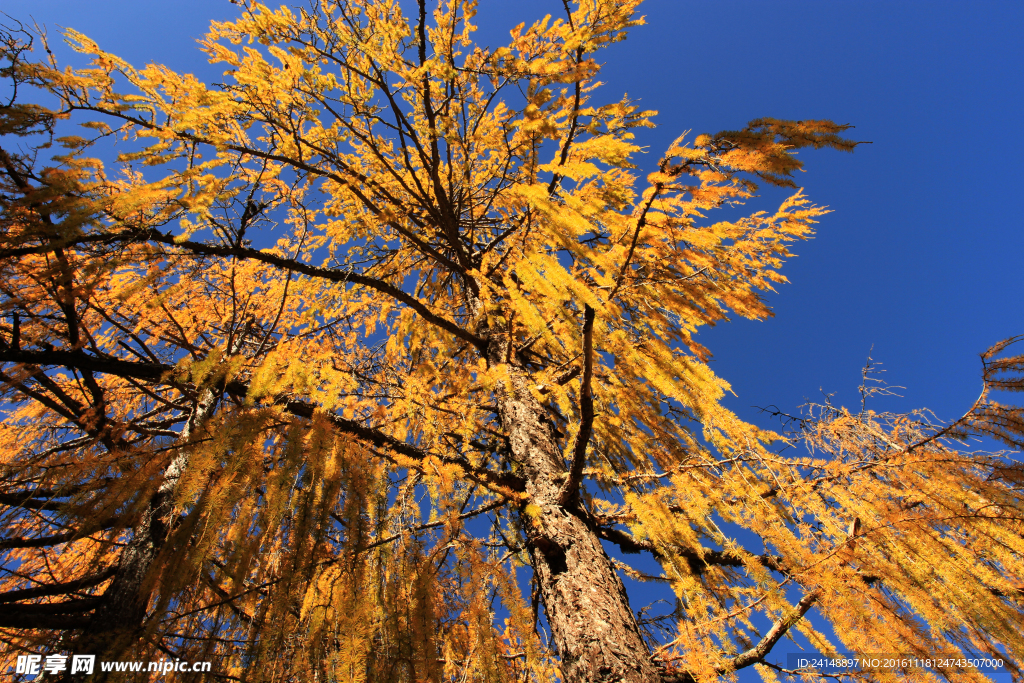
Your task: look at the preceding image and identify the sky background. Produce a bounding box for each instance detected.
[3,0,1022,679]
[6,0,1020,433]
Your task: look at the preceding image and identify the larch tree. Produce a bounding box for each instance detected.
[0,2,1022,682]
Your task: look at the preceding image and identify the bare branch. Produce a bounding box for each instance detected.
[558,304,594,506]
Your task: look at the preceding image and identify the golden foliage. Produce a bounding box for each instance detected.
[0,3,1020,683]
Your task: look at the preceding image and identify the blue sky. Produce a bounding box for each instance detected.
[9,0,1021,433]
[4,0,1022,679]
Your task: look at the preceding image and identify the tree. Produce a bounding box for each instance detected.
[1,1,1022,681]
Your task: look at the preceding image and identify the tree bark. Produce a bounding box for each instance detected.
[491,343,662,683]
[70,385,220,671]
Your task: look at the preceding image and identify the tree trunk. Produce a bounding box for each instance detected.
[70,386,220,673]
[71,498,164,663]
[492,345,663,683]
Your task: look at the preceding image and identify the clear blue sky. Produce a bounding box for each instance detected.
[4,0,1021,678]
[8,0,1021,431]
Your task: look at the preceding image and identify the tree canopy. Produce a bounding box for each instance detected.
[1,1,1022,682]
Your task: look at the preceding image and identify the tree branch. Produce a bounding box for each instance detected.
[0,611,93,630]
[657,590,820,682]
[0,517,120,550]
[730,590,820,670]
[0,596,102,617]
[558,304,595,506]
[142,230,486,352]
[0,568,116,604]
[594,524,788,575]
[0,347,523,495]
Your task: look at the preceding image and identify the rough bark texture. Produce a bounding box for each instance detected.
[71,502,164,663]
[490,342,662,683]
[69,386,220,672]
